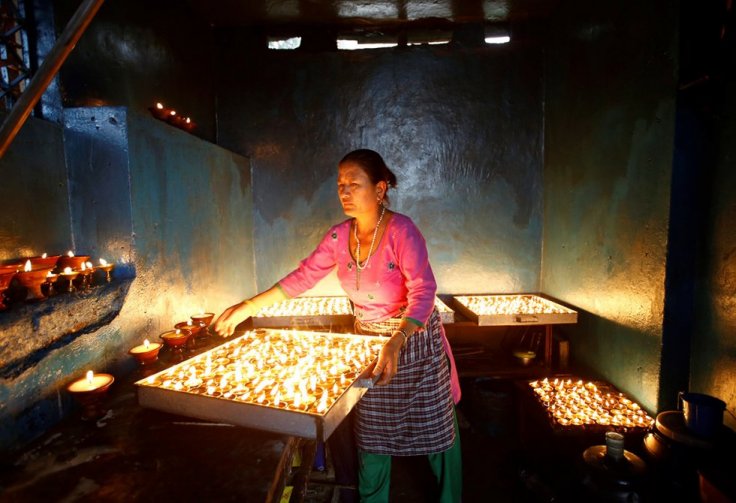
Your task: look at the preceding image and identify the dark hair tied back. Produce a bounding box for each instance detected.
[340,149,398,198]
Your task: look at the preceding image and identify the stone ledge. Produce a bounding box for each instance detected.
[0,279,133,379]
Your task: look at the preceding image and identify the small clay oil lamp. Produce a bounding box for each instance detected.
[191,312,215,329]
[148,102,170,120]
[28,253,61,271]
[57,250,91,271]
[174,319,201,337]
[76,261,94,290]
[59,266,80,293]
[67,370,115,420]
[160,328,192,357]
[129,338,163,365]
[16,260,54,300]
[0,270,17,310]
[43,270,59,297]
[96,258,115,283]
[181,117,196,133]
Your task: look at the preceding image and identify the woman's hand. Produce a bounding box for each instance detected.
[371,333,404,385]
[213,301,257,337]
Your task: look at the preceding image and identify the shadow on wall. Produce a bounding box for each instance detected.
[558,306,662,415]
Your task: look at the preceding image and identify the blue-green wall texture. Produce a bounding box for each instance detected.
[0,109,253,452]
[216,39,544,295]
[541,1,678,412]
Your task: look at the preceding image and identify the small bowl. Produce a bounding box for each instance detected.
[160,329,192,348]
[175,321,202,336]
[191,312,215,328]
[129,342,163,365]
[28,255,61,270]
[513,350,537,367]
[0,263,21,274]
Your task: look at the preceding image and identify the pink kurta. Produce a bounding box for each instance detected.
[278,212,461,403]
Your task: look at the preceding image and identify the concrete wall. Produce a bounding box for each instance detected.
[0,108,253,452]
[689,11,736,428]
[541,1,678,412]
[55,0,216,141]
[0,114,71,261]
[216,37,544,295]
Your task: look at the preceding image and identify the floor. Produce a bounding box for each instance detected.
[1,353,732,503]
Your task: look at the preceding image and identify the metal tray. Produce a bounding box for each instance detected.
[452,294,577,326]
[251,296,354,329]
[135,329,384,441]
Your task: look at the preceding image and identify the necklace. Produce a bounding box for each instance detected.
[354,203,386,272]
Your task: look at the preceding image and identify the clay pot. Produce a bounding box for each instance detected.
[160,329,192,349]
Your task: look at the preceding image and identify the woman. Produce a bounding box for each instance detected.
[213,149,462,502]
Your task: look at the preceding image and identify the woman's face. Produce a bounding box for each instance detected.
[337,162,384,218]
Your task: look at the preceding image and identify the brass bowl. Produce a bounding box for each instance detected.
[513,350,537,367]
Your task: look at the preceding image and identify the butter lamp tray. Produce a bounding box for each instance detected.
[452,294,577,326]
[251,296,354,328]
[435,297,455,324]
[528,377,654,432]
[135,328,385,441]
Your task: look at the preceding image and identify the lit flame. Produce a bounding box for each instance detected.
[99,258,108,266]
[86,261,93,269]
[41,253,47,259]
[67,251,74,257]
[24,260,31,272]
[529,378,653,428]
[169,110,176,116]
[455,294,573,316]
[185,117,191,124]
[144,339,150,350]
[156,102,163,109]
[138,329,384,415]
[63,267,72,274]
[86,370,94,385]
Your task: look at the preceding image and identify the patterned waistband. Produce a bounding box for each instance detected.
[354,307,439,337]
[354,316,403,336]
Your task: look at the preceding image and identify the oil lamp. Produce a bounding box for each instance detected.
[77,262,93,290]
[160,329,192,357]
[0,270,16,310]
[59,267,80,293]
[96,258,114,283]
[191,312,215,336]
[57,250,91,271]
[28,253,60,270]
[67,370,115,420]
[129,339,163,365]
[175,320,201,336]
[148,102,170,120]
[43,270,58,297]
[16,260,54,300]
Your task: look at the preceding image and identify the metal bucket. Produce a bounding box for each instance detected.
[678,392,725,438]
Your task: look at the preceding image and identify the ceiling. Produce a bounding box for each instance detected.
[187,0,560,29]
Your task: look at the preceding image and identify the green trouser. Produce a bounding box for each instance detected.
[358,411,462,502]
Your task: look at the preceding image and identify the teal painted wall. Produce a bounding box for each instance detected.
[216,38,544,295]
[0,108,253,452]
[541,1,678,412]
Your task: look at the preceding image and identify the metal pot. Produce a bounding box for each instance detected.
[678,392,725,438]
